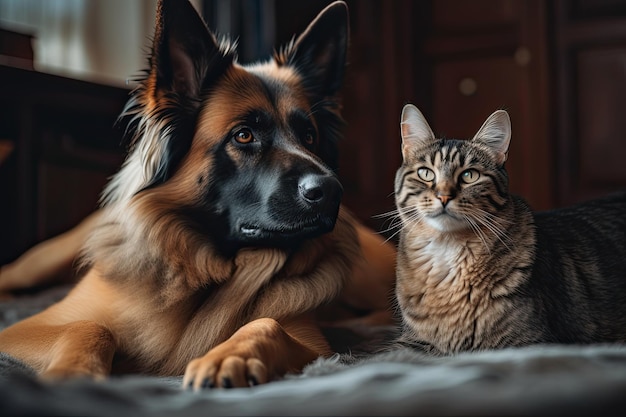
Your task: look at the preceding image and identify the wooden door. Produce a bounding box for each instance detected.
[553,0,626,206]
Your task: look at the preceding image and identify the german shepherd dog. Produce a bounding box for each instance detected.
[0,0,396,388]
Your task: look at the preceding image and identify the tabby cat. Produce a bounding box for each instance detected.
[393,103,626,354]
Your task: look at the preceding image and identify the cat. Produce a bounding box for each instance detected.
[392,103,626,355]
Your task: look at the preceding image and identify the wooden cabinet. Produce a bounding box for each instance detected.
[553,0,626,206]
[0,65,128,264]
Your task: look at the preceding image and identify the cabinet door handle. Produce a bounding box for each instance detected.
[458,77,478,96]
[515,47,531,66]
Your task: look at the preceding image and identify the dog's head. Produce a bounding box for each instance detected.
[106,0,349,256]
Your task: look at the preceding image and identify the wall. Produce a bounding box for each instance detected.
[0,0,159,87]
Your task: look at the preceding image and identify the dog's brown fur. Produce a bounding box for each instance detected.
[0,0,396,388]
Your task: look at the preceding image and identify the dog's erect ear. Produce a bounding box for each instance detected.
[123,0,236,193]
[149,0,232,103]
[279,1,349,98]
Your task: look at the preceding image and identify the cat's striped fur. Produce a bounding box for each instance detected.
[393,104,626,354]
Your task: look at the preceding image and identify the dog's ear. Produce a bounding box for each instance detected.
[148,0,233,104]
[275,2,349,172]
[278,1,349,98]
[126,0,236,191]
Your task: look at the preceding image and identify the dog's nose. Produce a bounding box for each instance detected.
[298,174,342,208]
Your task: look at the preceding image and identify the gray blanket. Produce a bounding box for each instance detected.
[2,287,626,416]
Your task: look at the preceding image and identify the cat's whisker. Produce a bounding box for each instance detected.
[473,207,513,227]
[402,207,424,224]
[468,211,513,250]
[372,209,401,220]
[474,216,509,244]
[378,220,402,240]
[373,209,403,237]
[406,217,425,238]
[383,227,404,244]
[394,206,424,239]
[373,207,421,244]
[463,214,491,253]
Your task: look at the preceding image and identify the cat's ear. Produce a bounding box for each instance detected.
[400,104,435,159]
[471,110,511,165]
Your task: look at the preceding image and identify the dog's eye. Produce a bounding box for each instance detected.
[304,129,316,146]
[234,129,254,144]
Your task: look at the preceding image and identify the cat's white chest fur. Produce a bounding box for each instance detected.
[396,231,496,352]
[405,234,475,285]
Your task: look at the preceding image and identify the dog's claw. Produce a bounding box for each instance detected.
[183,354,269,389]
[248,375,259,386]
[221,377,233,388]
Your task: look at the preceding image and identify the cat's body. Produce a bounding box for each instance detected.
[394,104,626,355]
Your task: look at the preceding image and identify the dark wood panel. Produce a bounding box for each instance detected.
[576,47,626,194]
[0,65,128,263]
[432,0,519,33]
[570,0,626,18]
[37,163,110,239]
[553,0,626,206]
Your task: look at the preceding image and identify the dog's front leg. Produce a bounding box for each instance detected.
[0,211,101,293]
[183,314,328,389]
[0,318,116,380]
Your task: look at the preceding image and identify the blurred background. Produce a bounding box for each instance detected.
[1,0,625,264]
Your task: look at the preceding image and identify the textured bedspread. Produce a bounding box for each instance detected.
[2,286,626,416]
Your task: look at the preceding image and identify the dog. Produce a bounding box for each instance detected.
[0,0,396,389]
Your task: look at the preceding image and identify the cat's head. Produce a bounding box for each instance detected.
[395,104,511,233]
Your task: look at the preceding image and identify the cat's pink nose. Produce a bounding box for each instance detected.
[437,194,452,206]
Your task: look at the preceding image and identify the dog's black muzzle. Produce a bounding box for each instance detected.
[207,162,343,253]
[236,171,343,248]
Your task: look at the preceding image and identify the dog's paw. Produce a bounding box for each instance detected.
[183,353,268,390]
[182,318,292,390]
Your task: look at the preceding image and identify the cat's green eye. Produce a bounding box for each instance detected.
[417,168,435,182]
[460,169,480,184]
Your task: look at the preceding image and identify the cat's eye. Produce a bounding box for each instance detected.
[460,169,480,184]
[233,128,254,144]
[417,168,435,182]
